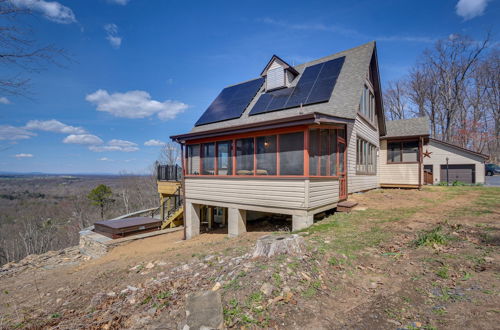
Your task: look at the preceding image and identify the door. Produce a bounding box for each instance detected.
[440,164,475,184]
[424,165,433,185]
[338,139,347,200]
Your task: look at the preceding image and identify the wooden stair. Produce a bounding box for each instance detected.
[161,206,184,229]
[336,201,358,213]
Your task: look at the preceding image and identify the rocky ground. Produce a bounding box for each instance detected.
[0,186,499,329]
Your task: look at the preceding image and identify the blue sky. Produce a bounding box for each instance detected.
[0,0,498,174]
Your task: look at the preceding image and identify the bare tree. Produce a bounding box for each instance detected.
[158,142,181,166]
[0,0,69,96]
[384,80,409,120]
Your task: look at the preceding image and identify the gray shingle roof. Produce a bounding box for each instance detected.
[189,42,377,134]
[384,117,430,138]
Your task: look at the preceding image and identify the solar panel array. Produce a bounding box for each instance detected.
[195,78,264,126]
[249,56,345,116]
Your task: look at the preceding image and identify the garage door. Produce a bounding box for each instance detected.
[440,164,475,184]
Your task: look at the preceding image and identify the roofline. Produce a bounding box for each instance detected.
[371,42,387,136]
[428,138,489,159]
[381,134,430,140]
[171,113,354,142]
[260,54,299,77]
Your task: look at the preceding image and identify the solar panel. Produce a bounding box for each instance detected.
[195,78,264,126]
[248,56,345,116]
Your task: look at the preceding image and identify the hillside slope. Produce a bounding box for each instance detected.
[1,187,499,329]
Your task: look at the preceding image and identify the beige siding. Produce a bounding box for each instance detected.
[185,177,307,210]
[424,140,485,184]
[379,140,419,185]
[308,179,339,208]
[348,114,380,193]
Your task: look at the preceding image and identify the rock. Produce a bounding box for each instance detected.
[484,257,494,263]
[145,262,155,269]
[56,298,62,304]
[107,292,116,297]
[127,285,139,292]
[185,291,223,330]
[211,282,221,291]
[182,264,190,271]
[260,283,274,296]
[90,292,107,307]
[252,234,305,258]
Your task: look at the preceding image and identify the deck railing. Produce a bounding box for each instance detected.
[157,164,182,181]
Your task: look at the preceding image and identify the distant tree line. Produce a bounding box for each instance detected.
[383,33,499,162]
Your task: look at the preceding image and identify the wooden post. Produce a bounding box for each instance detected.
[160,195,165,221]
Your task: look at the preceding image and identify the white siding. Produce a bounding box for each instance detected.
[348,114,380,193]
[424,140,485,184]
[379,140,420,185]
[308,179,339,209]
[185,178,307,210]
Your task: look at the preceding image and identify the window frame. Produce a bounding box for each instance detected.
[386,139,420,164]
[356,136,377,175]
[184,124,345,179]
[359,83,376,124]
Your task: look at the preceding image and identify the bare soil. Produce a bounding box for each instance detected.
[1,186,499,329]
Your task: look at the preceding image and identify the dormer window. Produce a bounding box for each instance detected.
[261,55,299,92]
[266,66,285,91]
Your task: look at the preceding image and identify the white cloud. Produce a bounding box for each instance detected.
[99,157,111,161]
[0,97,11,104]
[0,125,36,141]
[25,119,86,134]
[89,139,139,152]
[15,153,33,158]
[144,139,166,146]
[86,89,188,120]
[63,134,103,145]
[11,0,76,24]
[104,23,122,49]
[107,0,129,5]
[259,17,435,44]
[456,0,490,20]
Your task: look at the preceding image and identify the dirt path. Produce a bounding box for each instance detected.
[1,186,498,329]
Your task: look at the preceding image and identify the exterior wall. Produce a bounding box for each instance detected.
[423,140,485,184]
[379,140,420,185]
[308,178,339,209]
[348,114,380,193]
[185,177,308,215]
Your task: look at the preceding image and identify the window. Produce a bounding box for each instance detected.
[266,67,285,91]
[356,137,377,174]
[387,140,419,163]
[217,141,232,175]
[236,138,254,175]
[256,135,277,175]
[402,141,418,162]
[309,128,341,176]
[186,144,200,175]
[202,143,215,175]
[359,85,375,122]
[279,132,303,175]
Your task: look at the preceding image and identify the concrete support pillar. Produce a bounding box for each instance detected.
[185,202,200,240]
[228,208,246,238]
[292,214,314,231]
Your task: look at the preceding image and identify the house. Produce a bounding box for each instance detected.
[380,117,488,187]
[169,41,487,240]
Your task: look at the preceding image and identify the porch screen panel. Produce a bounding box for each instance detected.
[279,132,304,175]
[339,142,345,173]
[320,129,329,176]
[186,144,200,175]
[202,143,215,175]
[388,142,401,163]
[402,141,418,162]
[236,138,254,175]
[309,129,319,175]
[217,140,232,175]
[330,132,337,176]
[256,135,277,175]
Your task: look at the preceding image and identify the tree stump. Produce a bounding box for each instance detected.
[252,234,305,258]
